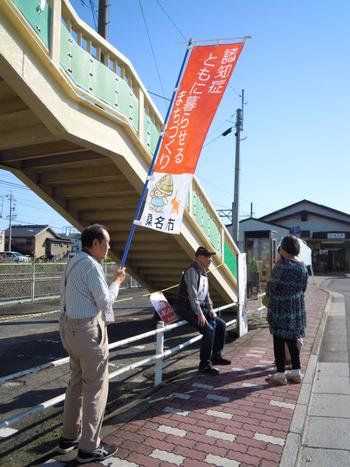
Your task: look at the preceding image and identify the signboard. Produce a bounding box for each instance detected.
[150,291,177,324]
[327,233,345,240]
[297,239,312,266]
[139,43,244,234]
[290,226,301,236]
[237,253,248,336]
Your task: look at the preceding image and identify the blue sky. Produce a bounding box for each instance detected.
[1,0,349,232]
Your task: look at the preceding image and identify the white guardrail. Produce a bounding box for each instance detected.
[0,297,266,431]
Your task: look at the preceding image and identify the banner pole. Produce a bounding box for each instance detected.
[120,39,193,267]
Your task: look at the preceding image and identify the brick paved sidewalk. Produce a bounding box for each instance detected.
[52,281,328,467]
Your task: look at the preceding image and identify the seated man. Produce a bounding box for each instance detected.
[176,246,231,375]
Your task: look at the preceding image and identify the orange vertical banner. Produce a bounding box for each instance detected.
[139,42,245,234]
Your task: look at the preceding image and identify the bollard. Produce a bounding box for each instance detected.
[154,320,165,386]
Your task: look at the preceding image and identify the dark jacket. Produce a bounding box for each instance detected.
[266,258,308,339]
[177,262,213,316]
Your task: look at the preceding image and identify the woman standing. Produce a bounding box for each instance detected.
[265,235,308,385]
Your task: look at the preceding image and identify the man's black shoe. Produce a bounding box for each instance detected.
[199,365,219,375]
[77,442,118,463]
[57,437,80,454]
[211,355,232,365]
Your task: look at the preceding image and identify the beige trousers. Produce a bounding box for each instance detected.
[59,314,109,451]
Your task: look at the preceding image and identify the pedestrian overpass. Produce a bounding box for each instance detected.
[0,0,239,305]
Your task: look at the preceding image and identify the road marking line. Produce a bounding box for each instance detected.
[206,429,236,442]
[157,425,187,437]
[150,449,185,465]
[206,409,233,420]
[163,406,190,416]
[0,427,18,438]
[0,310,59,321]
[206,454,239,466]
[206,394,230,402]
[270,400,296,410]
[254,432,285,446]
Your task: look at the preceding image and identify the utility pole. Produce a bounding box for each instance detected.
[98,0,109,39]
[232,107,243,244]
[6,192,16,252]
[231,88,246,244]
[240,89,245,131]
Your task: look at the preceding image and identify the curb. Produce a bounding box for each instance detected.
[280,286,340,467]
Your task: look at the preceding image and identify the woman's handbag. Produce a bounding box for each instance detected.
[262,294,269,308]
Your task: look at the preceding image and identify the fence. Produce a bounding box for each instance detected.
[0,298,267,432]
[0,261,138,304]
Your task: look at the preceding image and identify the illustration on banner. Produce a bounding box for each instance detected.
[149,174,173,212]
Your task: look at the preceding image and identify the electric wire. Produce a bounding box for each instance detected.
[0,179,30,190]
[203,127,233,148]
[148,91,171,102]
[155,0,187,41]
[89,0,98,30]
[138,0,167,112]
[79,0,97,29]
[228,83,242,97]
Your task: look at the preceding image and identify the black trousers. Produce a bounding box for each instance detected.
[178,307,226,367]
[273,335,300,372]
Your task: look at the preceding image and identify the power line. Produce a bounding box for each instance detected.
[203,127,233,148]
[148,90,171,102]
[155,0,187,41]
[0,179,30,190]
[228,83,242,97]
[208,114,235,135]
[11,196,49,207]
[80,0,97,29]
[197,175,232,197]
[89,0,98,29]
[138,0,167,112]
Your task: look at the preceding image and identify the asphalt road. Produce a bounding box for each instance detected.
[0,288,156,374]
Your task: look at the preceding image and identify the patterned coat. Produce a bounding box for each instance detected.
[266,259,308,339]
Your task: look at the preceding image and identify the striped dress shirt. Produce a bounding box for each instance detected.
[60,251,120,319]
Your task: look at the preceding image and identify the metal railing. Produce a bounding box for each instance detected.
[0,304,233,430]
[0,300,268,431]
[8,0,163,154]
[0,262,138,305]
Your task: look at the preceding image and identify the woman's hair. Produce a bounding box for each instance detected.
[81,224,107,248]
[281,235,300,256]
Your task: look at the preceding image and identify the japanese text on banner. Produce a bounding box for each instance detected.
[139,43,245,235]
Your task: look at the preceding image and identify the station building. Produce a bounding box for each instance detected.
[227,200,350,293]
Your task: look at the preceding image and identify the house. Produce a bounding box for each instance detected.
[5,225,72,259]
[60,232,81,255]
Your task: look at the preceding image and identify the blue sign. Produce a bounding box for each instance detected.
[290,226,301,236]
